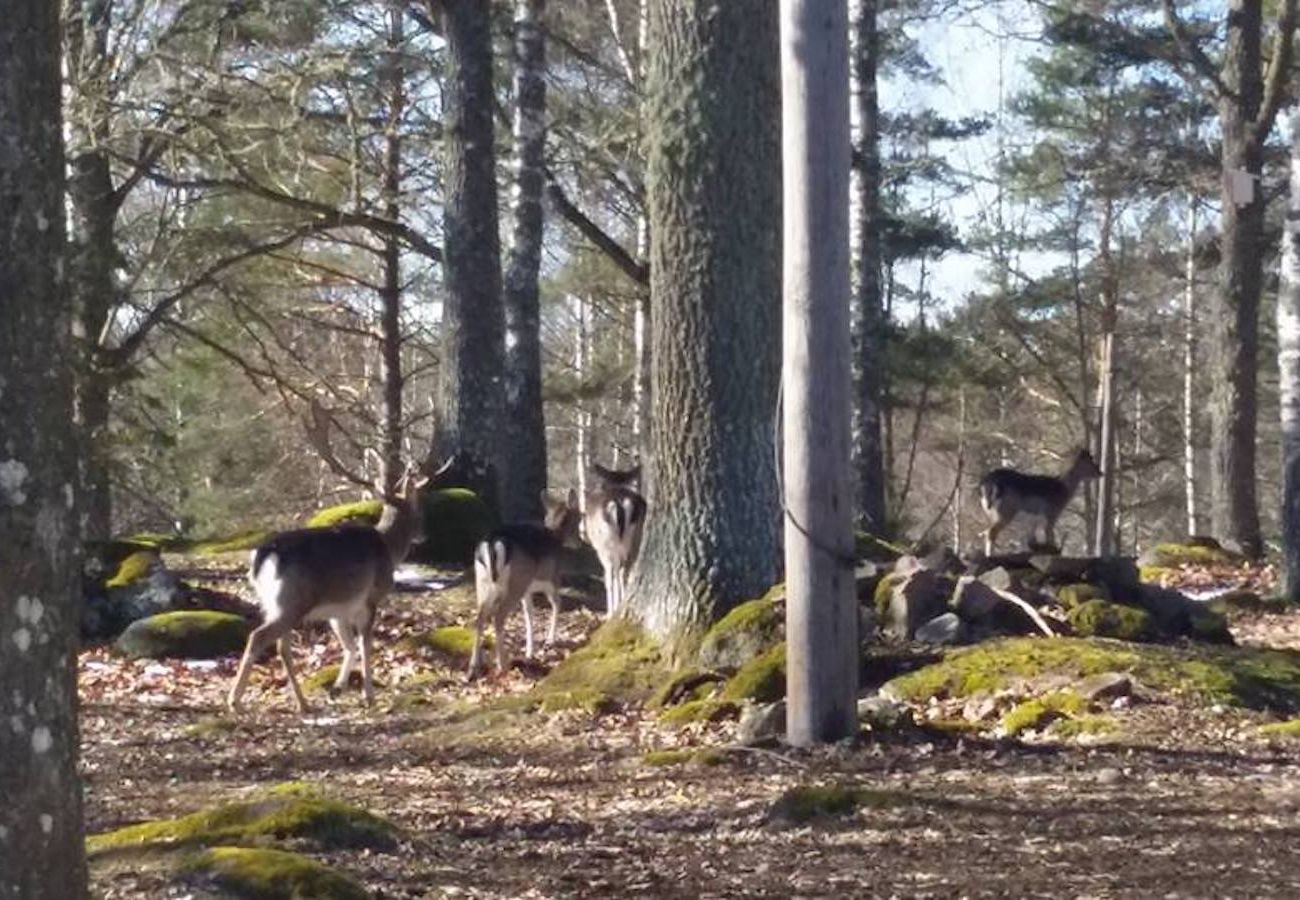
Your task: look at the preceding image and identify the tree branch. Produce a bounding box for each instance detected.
[1161,0,1229,99]
[544,169,648,286]
[1253,0,1299,146]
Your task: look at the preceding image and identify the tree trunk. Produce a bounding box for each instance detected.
[435,0,505,504]
[632,0,652,471]
[0,2,88,895]
[849,0,887,536]
[1278,109,1300,603]
[65,0,117,540]
[629,0,782,640]
[573,294,590,500]
[781,0,857,746]
[1209,0,1269,558]
[502,0,549,521]
[1184,196,1200,536]
[379,0,405,496]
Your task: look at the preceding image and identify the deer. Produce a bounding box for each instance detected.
[468,489,583,678]
[226,466,430,713]
[583,463,647,619]
[978,449,1102,556]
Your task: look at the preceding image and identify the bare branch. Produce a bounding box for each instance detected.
[545,169,648,286]
[306,398,378,491]
[1161,0,1229,99]
[1253,0,1299,145]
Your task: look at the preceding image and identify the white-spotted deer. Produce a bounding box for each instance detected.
[227,467,430,712]
[978,449,1102,555]
[468,490,582,678]
[584,463,647,619]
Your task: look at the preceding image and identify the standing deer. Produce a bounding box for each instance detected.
[584,463,647,619]
[227,467,430,712]
[468,490,582,678]
[979,449,1102,555]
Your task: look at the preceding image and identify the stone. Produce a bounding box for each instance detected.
[914,612,965,645]
[883,571,951,640]
[921,546,964,576]
[115,610,252,660]
[1076,672,1132,702]
[952,576,1004,621]
[82,567,182,643]
[737,700,786,746]
[857,695,910,730]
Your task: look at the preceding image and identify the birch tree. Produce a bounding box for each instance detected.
[628,0,781,638]
[502,0,550,521]
[0,1,88,894]
[1278,107,1300,603]
[782,0,858,745]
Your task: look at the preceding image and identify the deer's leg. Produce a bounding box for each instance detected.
[521,592,537,659]
[468,606,488,681]
[493,607,509,673]
[358,613,375,707]
[227,620,287,712]
[601,558,617,619]
[983,521,1005,557]
[544,586,560,646]
[330,619,358,693]
[278,634,309,714]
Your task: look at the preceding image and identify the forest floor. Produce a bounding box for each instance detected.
[82,555,1300,899]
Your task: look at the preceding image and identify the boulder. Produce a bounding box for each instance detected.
[952,576,1004,621]
[82,566,183,643]
[698,587,784,670]
[858,695,911,730]
[1137,540,1242,569]
[736,700,786,746]
[115,610,252,660]
[1066,599,1154,642]
[1076,672,1133,702]
[882,571,951,640]
[914,612,965,645]
[1030,555,1139,597]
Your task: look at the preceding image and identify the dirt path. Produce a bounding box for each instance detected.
[83,572,1300,898]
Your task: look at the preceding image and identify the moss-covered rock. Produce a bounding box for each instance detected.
[88,783,397,857]
[1258,719,1300,738]
[398,625,488,665]
[766,785,910,825]
[1067,599,1155,641]
[641,748,726,767]
[873,573,905,620]
[1052,714,1118,739]
[1188,606,1234,645]
[885,636,1300,714]
[999,690,1087,736]
[1138,541,1242,569]
[657,698,740,726]
[720,643,786,704]
[1138,565,1178,585]
[413,488,496,565]
[179,846,367,900]
[531,619,668,710]
[650,669,725,709]
[698,586,784,670]
[306,499,384,529]
[115,611,251,660]
[105,549,161,588]
[1054,582,1109,610]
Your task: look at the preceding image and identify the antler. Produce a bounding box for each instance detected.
[304,398,378,491]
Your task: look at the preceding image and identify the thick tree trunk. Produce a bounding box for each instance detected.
[435,0,505,504]
[66,0,117,540]
[379,0,405,496]
[502,0,549,521]
[0,2,88,895]
[781,0,857,746]
[1278,109,1300,603]
[1209,0,1267,558]
[628,0,782,640]
[849,0,887,536]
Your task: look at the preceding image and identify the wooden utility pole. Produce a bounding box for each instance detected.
[781,0,858,745]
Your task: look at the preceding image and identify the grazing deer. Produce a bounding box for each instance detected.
[469,490,583,678]
[583,463,647,619]
[979,449,1102,555]
[227,467,430,713]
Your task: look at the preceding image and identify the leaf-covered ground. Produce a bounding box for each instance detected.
[83,556,1300,898]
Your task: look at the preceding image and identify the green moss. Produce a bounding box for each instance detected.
[698,587,784,668]
[1258,719,1300,737]
[873,573,905,619]
[179,846,367,900]
[1143,542,1241,568]
[186,530,270,556]
[641,748,726,767]
[399,625,488,663]
[105,550,160,588]
[185,717,239,739]
[920,718,983,736]
[301,665,369,695]
[1067,599,1155,641]
[657,698,740,726]
[767,785,914,824]
[307,500,384,529]
[115,611,251,660]
[720,643,786,704]
[650,669,723,709]
[538,688,618,714]
[1054,582,1109,610]
[533,619,669,708]
[885,636,1300,714]
[999,691,1087,736]
[87,783,397,856]
[1052,714,1118,739]
[1138,565,1178,585]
